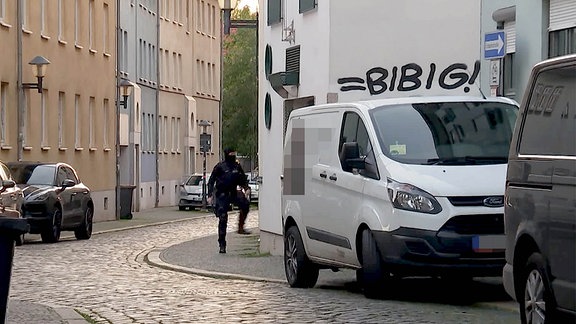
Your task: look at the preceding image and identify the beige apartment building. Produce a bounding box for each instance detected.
[157,0,221,207]
[0,0,118,221]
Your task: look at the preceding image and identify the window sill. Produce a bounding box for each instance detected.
[103,147,111,152]
[0,21,12,29]
[89,147,98,152]
[59,147,68,151]
[75,147,84,151]
[75,43,84,50]
[103,53,111,58]
[89,49,97,54]
[23,146,33,151]
[41,34,50,40]
[58,38,67,45]
[22,28,33,35]
[41,146,51,151]
[0,145,12,150]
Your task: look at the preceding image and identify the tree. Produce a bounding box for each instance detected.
[222,7,258,168]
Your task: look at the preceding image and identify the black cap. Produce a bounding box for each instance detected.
[224,148,236,156]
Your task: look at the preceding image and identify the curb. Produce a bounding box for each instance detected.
[144,242,286,285]
[44,304,89,323]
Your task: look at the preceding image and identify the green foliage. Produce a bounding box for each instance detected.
[222,7,258,160]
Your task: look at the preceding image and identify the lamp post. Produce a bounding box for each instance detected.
[115,79,133,219]
[199,120,212,210]
[22,56,51,94]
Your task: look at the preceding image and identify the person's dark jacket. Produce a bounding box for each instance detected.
[207,160,249,198]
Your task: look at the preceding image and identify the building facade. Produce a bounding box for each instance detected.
[479,0,576,102]
[0,0,223,222]
[0,0,118,221]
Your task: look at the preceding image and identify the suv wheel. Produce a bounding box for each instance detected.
[284,225,319,288]
[74,206,93,240]
[41,208,62,243]
[361,229,390,298]
[520,252,557,324]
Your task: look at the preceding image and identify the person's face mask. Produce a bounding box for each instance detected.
[225,152,237,162]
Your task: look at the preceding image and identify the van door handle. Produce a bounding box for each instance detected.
[329,174,337,181]
[320,172,327,179]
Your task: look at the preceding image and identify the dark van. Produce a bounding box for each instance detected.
[503,54,576,323]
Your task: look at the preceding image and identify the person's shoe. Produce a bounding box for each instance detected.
[237,228,251,235]
[219,246,226,254]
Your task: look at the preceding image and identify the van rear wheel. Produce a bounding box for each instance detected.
[284,226,319,288]
[361,229,390,298]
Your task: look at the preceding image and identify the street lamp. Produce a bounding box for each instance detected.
[118,79,133,108]
[115,79,134,219]
[22,55,50,94]
[199,120,212,210]
[218,0,239,35]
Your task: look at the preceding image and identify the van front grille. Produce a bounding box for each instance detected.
[448,196,504,207]
[440,214,504,235]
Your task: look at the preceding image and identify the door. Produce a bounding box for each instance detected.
[65,166,87,225]
[55,166,76,226]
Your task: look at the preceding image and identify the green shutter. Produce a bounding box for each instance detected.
[268,0,282,25]
[299,0,316,13]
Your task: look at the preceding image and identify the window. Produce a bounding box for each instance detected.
[75,95,81,149]
[0,0,5,23]
[503,53,515,99]
[299,0,316,13]
[171,117,176,151]
[196,0,201,31]
[103,99,109,148]
[89,97,95,148]
[178,53,183,89]
[176,117,181,151]
[186,0,190,31]
[519,64,576,156]
[158,115,163,151]
[22,91,29,147]
[41,0,48,37]
[163,116,168,151]
[22,0,28,30]
[339,111,377,177]
[268,0,282,25]
[173,52,177,88]
[0,83,7,146]
[75,0,81,47]
[549,28,576,58]
[89,0,95,50]
[103,3,109,54]
[58,0,65,41]
[58,92,65,148]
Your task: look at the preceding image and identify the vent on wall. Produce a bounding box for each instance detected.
[286,46,300,74]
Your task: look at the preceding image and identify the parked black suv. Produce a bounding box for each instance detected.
[503,54,576,323]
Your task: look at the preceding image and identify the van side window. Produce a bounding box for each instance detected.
[339,112,379,179]
[519,64,576,156]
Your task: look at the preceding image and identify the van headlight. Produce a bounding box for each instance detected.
[387,178,442,214]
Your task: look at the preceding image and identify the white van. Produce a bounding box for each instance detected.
[282,96,519,297]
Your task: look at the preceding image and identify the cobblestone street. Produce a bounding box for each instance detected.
[8,210,520,323]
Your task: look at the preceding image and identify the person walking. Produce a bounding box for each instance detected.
[207,148,251,254]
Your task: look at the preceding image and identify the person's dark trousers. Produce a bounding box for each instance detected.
[215,193,231,250]
[235,194,250,233]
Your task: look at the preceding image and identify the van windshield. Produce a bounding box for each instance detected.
[185,175,203,186]
[370,101,519,165]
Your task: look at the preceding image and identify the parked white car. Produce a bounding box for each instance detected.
[178,173,210,211]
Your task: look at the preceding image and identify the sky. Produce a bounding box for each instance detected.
[238,0,258,12]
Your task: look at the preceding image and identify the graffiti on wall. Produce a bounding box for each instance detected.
[337,61,481,95]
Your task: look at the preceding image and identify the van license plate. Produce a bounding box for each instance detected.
[472,235,505,252]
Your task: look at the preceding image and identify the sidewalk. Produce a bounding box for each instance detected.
[7,206,520,323]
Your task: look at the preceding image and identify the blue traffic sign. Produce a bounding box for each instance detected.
[484,31,506,59]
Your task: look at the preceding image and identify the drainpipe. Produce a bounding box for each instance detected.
[155,1,160,208]
[16,0,23,162]
[115,0,121,219]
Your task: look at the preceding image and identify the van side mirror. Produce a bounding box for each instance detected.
[340,142,366,171]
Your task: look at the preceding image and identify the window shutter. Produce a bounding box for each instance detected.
[549,0,576,31]
[504,21,516,53]
[299,0,316,13]
[268,0,282,26]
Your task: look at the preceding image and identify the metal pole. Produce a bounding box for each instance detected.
[202,145,207,210]
[219,10,224,162]
[115,0,121,219]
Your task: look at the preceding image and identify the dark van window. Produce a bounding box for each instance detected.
[370,101,519,165]
[519,64,576,156]
[186,175,203,186]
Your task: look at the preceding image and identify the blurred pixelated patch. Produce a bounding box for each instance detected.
[284,119,333,196]
[472,235,505,253]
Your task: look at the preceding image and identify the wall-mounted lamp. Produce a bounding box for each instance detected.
[118,79,133,108]
[22,55,50,94]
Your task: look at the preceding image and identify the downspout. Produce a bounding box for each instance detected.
[155,0,160,208]
[17,0,23,161]
[115,0,121,219]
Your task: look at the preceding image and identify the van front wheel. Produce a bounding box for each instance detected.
[284,226,319,288]
[361,229,390,298]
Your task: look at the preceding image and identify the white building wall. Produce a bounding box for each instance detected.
[259,0,483,255]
